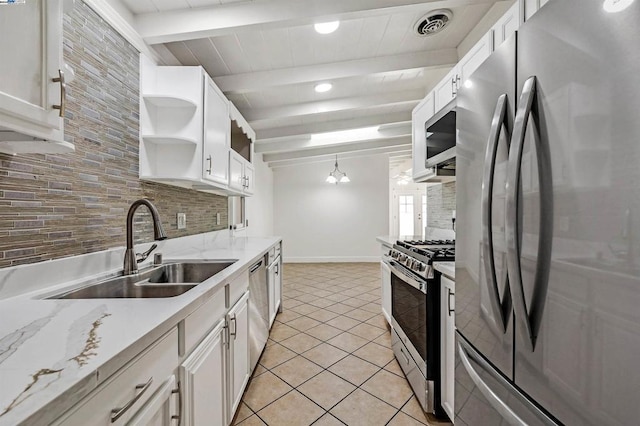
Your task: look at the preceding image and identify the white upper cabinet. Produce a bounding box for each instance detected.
[139,61,230,192]
[0,0,73,154]
[458,31,494,86]
[434,31,493,112]
[492,1,521,48]
[228,150,255,195]
[524,0,552,21]
[203,76,230,185]
[434,65,460,112]
[412,93,435,182]
[228,103,255,195]
[139,58,256,196]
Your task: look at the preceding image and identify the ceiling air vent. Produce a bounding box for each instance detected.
[414,9,453,36]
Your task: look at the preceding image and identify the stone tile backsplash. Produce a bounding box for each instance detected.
[0,1,227,268]
[427,181,456,231]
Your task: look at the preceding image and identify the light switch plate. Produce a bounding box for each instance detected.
[216,213,220,225]
[177,213,186,230]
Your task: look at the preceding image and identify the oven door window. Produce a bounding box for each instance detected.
[391,270,427,360]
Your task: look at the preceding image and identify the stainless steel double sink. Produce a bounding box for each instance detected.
[49,260,237,299]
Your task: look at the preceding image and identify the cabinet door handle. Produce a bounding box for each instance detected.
[451,74,461,97]
[206,155,212,174]
[171,381,182,426]
[229,313,237,339]
[245,176,250,189]
[110,377,153,423]
[52,69,66,118]
[448,288,455,316]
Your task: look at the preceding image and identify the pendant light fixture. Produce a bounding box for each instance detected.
[325,155,350,184]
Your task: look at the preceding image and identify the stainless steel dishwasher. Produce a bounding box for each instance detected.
[248,255,269,372]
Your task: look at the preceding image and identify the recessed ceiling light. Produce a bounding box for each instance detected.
[603,0,634,12]
[314,21,340,34]
[314,83,333,93]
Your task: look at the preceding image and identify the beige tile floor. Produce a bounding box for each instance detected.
[232,263,451,426]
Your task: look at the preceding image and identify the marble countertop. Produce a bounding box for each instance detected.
[434,262,455,279]
[0,233,281,426]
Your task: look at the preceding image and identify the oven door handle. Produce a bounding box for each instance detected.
[385,259,426,294]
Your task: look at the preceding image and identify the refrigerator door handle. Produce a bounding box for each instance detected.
[458,337,557,425]
[481,94,512,333]
[506,76,554,352]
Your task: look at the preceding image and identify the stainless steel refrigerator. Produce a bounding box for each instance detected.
[455,1,640,424]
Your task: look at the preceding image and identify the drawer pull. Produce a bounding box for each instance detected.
[399,346,410,366]
[110,377,153,423]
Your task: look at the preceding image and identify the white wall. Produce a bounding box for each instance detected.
[246,153,274,236]
[273,154,389,262]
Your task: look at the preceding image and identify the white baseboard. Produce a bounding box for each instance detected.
[284,256,379,263]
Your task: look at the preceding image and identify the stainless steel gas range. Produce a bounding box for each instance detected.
[382,239,454,420]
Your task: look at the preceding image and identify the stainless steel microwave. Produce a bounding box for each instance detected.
[423,99,456,182]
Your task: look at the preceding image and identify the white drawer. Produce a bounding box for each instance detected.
[182,287,226,355]
[53,328,178,426]
[229,270,249,308]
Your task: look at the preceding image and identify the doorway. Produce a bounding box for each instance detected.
[392,190,426,237]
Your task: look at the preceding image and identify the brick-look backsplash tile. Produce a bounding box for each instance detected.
[427,181,456,231]
[0,1,228,268]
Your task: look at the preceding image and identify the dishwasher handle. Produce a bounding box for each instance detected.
[249,260,263,274]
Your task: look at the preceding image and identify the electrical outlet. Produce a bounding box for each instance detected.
[177,213,186,230]
[216,213,220,225]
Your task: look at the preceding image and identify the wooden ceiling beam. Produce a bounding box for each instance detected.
[136,0,497,44]
[215,49,457,94]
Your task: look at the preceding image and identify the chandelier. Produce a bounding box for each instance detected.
[325,155,350,184]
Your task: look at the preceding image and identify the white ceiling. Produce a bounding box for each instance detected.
[116,0,514,167]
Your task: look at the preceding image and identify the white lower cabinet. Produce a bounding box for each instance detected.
[180,319,227,426]
[274,257,282,316]
[179,291,250,426]
[127,374,180,426]
[381,260,391,324]
[267,256,282,328]
[440,275,455,422]
[51,260,264,426]
[228,292,250,419]
[52,328,179,426]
